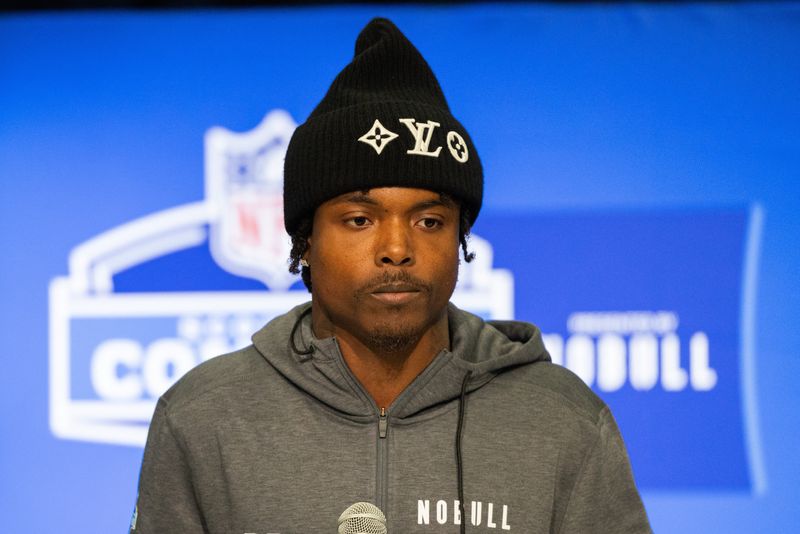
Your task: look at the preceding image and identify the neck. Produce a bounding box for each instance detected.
[311,310,450,409]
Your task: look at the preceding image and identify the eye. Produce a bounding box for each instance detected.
[417,217,443,230]
[346,216,371,228]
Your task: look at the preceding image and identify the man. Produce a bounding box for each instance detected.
[131,18,651,533]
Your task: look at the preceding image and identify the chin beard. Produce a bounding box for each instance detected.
[366,321,424,355]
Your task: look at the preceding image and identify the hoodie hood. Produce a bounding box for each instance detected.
[251,302,550,419]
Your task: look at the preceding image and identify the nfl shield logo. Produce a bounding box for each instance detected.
[205,110,299,290]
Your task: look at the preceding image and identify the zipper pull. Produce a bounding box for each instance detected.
[379,407,388,439]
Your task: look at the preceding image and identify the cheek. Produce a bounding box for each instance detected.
[308,231,371,294]
[424,238,460,286]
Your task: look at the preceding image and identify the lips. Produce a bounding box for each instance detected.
[370,291,420,305]
[371,283,422,294]
[368,283,424,305]
[357,273,432,307]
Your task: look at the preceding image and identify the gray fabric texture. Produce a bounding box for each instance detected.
[131,302,652,533]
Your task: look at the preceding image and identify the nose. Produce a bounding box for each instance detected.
[375,219,414,267]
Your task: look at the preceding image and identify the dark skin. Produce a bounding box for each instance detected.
[305,187,461,409]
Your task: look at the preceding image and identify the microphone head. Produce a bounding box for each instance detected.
[338,502,387,534]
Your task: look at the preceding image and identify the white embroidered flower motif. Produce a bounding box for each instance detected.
[446,131,469,163]
[358,119,399,155]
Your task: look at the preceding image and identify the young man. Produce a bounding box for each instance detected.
[131,18,651,533]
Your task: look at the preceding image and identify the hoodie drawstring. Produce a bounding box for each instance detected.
[456,370,472,534]
[289,307,315,356]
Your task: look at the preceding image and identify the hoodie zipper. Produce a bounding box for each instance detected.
[328,339,392,514]
[376,406,389,514]
[379,406,388,438]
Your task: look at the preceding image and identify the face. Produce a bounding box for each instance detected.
[306,187,461,352]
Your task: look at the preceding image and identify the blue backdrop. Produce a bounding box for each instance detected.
[1,3,799,532]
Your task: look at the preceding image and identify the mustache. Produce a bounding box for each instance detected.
[356,271,432,295]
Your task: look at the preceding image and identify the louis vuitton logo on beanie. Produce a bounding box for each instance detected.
[358,117,470,163]
[399,118,443,157]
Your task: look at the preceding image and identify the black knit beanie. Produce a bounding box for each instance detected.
[283,17,483,234]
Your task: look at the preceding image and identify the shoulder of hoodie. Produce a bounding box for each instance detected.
[156,343,269,417]
[463,312,609,427]
[503,360,608,425]
[484,321,608,427]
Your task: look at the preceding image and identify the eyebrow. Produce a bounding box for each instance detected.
[341,192,380,206]
[411,198,451,211]
[337,192,456,212]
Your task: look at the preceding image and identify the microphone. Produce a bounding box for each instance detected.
[338,502,387,534]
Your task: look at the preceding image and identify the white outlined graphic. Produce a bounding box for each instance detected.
[358,119,399,155]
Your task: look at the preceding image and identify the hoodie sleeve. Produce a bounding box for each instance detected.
[130,398,208,533]
[559,406,652,534]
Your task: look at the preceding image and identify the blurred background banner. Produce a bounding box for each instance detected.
[1,3,798,532]
[479,207,758,492]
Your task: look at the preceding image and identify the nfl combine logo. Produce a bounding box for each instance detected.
[48,110,515,447]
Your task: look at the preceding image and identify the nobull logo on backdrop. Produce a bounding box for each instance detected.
[48,110,514,448]
[543,310,718,393]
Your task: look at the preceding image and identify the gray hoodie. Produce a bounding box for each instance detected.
[131,302,651,533]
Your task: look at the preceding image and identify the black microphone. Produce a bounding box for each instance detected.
[338,502,387,534]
